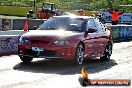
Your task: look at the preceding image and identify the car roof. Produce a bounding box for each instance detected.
[53,15,96,19]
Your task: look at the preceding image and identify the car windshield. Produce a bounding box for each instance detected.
[39,17,87,32]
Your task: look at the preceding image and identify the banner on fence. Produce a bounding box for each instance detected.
[2,19,12,31]
[111,26,132,40]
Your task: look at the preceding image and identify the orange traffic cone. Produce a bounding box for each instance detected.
[24,21,28,31]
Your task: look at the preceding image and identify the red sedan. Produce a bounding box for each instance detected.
[18,16,113,65]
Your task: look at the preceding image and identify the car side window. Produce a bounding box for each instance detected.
[86,19,96,31]
[94,19,105,33]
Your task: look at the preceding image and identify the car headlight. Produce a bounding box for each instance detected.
[53,40,70,46]
[19,37,29,44]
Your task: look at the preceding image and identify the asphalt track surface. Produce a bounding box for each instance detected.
[0,41,132,88]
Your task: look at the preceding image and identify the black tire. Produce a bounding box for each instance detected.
[100,42,112,61]
[74,43,85,65]
[20,56,33,63]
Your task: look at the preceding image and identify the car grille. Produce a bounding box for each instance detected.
[31,40,49,44]
[27,49,56,57]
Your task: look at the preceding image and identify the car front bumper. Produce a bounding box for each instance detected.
[18,44,76,60]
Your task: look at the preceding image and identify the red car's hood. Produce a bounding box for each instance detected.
[22,30,81,38]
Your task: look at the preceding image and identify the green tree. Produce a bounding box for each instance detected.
[0,0,131,12]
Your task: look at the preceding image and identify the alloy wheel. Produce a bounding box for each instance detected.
[101,43,112,60]
[76,44,84,65]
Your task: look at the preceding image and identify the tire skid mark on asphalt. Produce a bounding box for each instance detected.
[0,68,11,72]
[113,41,132,50]
[0,74,61,88]
[1,74,81,88]
[112,48,132,64]
[89,63,132,79]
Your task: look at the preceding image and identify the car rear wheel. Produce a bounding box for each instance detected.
[74,43,84,65]
[100,42,112,61]
[20,56,33,63]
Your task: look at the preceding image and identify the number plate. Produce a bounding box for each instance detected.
[32,47,44,51]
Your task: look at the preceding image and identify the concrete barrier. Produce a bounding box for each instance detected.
[107,25,132,41]
[0,30,27,35]
[0,18,46,55]
[0,35,18,55]
[0,18,46,31]
[0,30,27,55]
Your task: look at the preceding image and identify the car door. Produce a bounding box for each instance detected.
[84,19,99,56]
[94,19,108,53]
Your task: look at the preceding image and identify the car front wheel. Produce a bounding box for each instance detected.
[74,43,85,65]
[20,56,33,63]
[100,42,112,61]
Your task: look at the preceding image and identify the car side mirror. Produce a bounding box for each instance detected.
[84,28,97,38]
[86,28,97,33]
